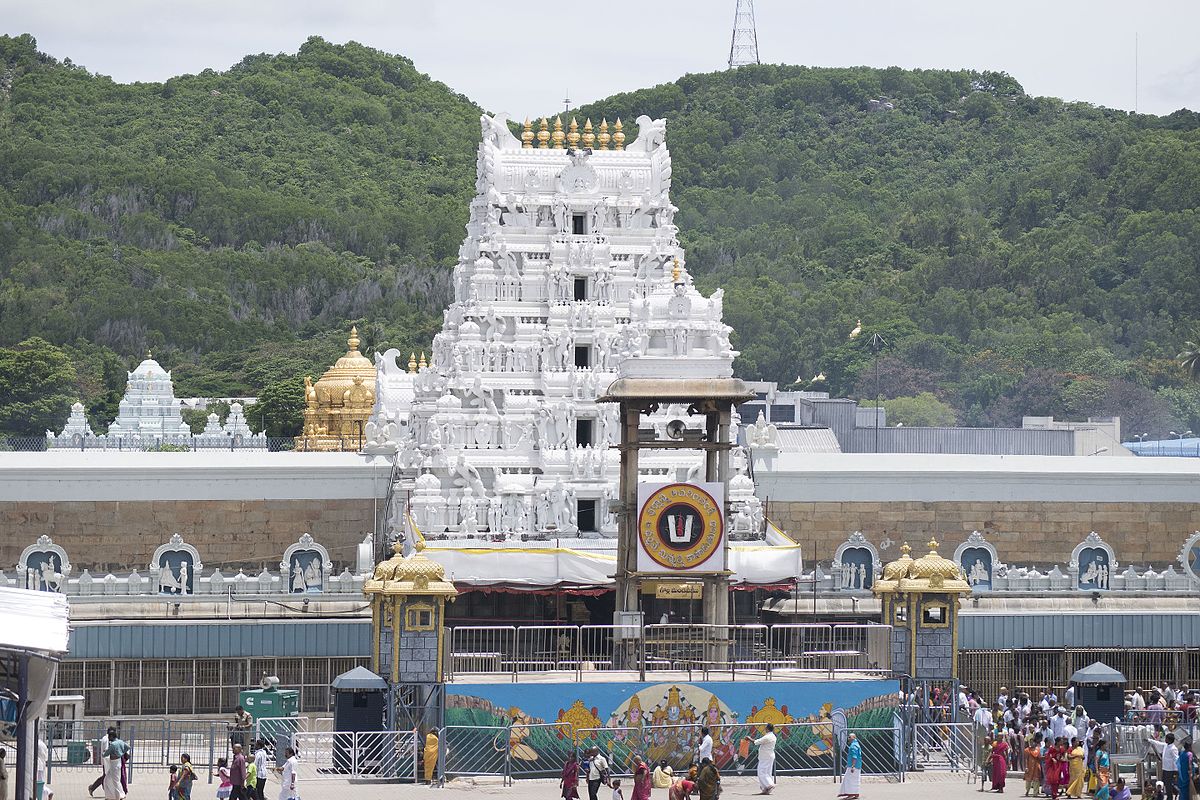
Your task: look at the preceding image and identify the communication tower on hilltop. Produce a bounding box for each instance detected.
[728,0,761,69]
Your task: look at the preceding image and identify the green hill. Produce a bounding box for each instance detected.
[2,33,1200,438]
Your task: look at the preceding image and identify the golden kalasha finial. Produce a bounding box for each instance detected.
[146,349,153,360]
[598,119,610,150]
[613,117,625,150]
[672,257,682,283]
[348,326,360,351]
[551,116,565,149]
[537,117,550,148]
[567,117,580,149]
[521,118,534,149]
[408,352,417,373]
[582,118,595,149]
[927,538,939,552]
[418,351,428,370]
[900,543,912,555]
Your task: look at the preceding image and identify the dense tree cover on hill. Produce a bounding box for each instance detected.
[2,34,1200,438]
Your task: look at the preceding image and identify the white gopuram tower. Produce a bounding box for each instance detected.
[365,113,746,544]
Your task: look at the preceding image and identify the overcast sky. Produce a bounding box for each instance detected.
[3,0,1198,117]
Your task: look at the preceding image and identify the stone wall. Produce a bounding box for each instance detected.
[770,500,1200,565]
[0,498,380,573]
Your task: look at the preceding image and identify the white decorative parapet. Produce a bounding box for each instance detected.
[3,532,366,598]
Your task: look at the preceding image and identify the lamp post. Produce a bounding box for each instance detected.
[868,332,887,453]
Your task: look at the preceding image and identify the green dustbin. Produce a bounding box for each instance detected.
[67,741,90,764]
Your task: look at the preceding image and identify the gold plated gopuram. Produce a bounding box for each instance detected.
[295,326,377,451]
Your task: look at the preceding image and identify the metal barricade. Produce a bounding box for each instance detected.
[442,724,510,779]
[575,726,641,777]
[288,731,346,781]
[513,626,577,676]
[44,717,231,785]
[755,721,832,776]
[839,724,907,781]
[357,730,418,779]
[578,625,624,675]
[831,624,893,676]
[505,722,576,779]
[727,624,771,677]
[911,721,976,772]
[288,731,417,780]
[768,624,833,678]
[447,626,515,679]
[254,716,307,747]
[643,624,705,676]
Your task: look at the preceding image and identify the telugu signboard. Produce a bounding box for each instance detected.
[636,482,726,574]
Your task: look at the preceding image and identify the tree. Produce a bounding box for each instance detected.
[0,338,78,437]
[863,393,957,427]
[1177,327,1200,380]
[247,377,305,438]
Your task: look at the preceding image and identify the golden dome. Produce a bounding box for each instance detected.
[295,326,377,451]
[908,539,963,581]
[314,327,375,398]
[875,539,971,595]
[364,542,457,598]
[882,543,913,581]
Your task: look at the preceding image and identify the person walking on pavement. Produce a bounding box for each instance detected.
[102,728,130,800]
[559,751,580,800]
[839,732,862,799]
[252,740,269,800]
[629,754,651,800]
[89,728,116,797]
[754,723,777,795]
[274,747,297,800]
[229,744,247,800]
[697,728,713,763]
[586,747,609,800]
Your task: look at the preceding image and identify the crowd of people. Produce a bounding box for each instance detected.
[941,684,1200,800]
[555,724,781,800]
[77,723,296,800]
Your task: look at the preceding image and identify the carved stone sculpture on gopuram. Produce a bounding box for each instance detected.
[364,113,748,542]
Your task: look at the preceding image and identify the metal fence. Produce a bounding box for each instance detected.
[253,716,333,758]
[910,721,977,773]
[959,648,1200,700]
[44,717,235,785]
[289,731,418,781]
[440,719,906,783]
[446,623,892,681]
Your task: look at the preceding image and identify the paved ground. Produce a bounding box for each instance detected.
[46,767,979,799]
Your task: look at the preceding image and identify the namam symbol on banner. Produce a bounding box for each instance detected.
[637,483,724,571]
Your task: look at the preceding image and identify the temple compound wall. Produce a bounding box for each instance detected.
[756,452,1200,567]
[769,499,1200,566]
[0,452,387,572]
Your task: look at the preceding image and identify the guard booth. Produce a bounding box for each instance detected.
[331,666,388,773]
[1069,661,1126,722]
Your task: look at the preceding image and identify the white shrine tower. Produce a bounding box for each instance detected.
[364,113,754,544]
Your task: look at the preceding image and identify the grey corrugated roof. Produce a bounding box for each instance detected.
[1071,662,1126,684]
[68,620,372,659]
[776,427,843,454]
[960,613,1200,650]
[331,666,388,690]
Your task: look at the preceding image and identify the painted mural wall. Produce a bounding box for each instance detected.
[445,679,899,777]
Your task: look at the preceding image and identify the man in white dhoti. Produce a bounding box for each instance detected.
[754,723,777,794]
[838,733,862,799]
[102,728,129,800]
[275,746,298,800]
